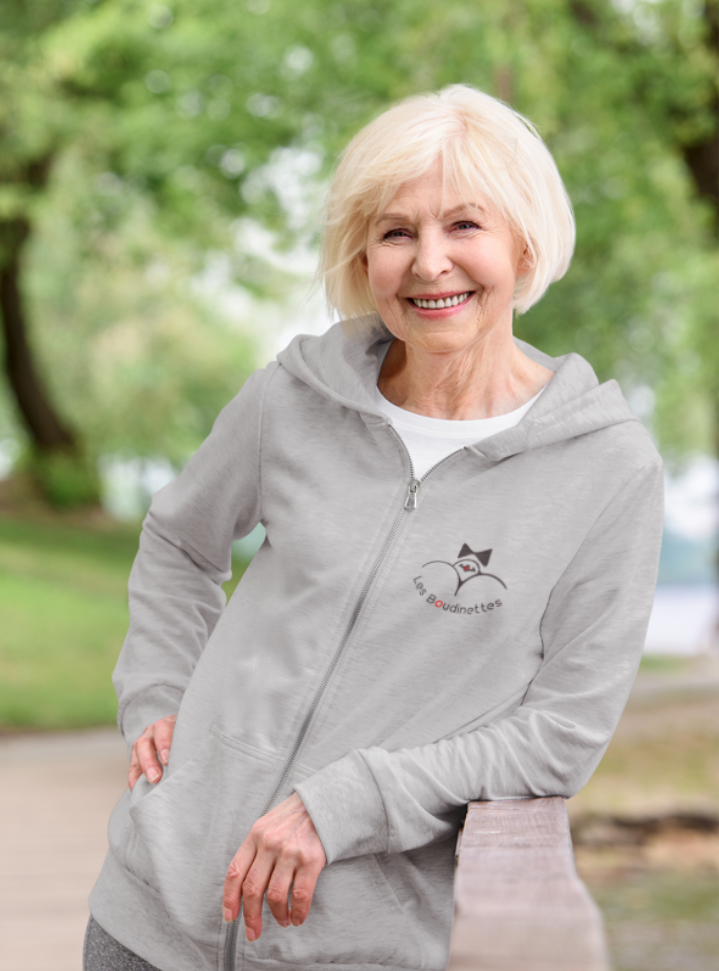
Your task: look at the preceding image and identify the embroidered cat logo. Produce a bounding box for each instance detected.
[422,544,507,595]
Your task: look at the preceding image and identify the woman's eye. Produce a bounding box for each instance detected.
[455,220,479,231]
[382,228,411,240]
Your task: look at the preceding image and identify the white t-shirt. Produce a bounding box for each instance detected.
[375,342,546,478]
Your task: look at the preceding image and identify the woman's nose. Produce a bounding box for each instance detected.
[411,234,453,281]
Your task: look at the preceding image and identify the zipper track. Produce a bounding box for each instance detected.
[224,430,465,969]
[390,425,467,492]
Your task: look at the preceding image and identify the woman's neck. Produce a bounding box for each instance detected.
[377,335,553,420]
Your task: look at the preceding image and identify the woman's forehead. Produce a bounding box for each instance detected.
[371,177,493,223]
[368,156,495,217]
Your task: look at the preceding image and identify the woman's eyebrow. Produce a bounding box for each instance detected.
[374,203,487,224]
[439,203,488,219]
[373,211,411,224]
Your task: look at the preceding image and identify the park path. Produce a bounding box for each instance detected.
[0,728,127,971]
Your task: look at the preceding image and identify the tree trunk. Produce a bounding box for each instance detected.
[0,215,77,452]
[681,0,719,238]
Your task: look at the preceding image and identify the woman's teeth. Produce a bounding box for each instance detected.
[409,292,472,310]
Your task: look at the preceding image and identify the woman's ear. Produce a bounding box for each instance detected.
[516,245,532,277]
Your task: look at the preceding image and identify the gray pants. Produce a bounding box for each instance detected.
[83,917,161,971]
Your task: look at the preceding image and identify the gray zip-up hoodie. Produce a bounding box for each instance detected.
[90,319,663,971]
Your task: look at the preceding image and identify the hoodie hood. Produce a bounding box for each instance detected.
[277,316,640,460]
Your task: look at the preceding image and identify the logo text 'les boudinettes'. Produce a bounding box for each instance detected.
[413,544,506,616]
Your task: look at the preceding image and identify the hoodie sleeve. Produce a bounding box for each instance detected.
[113,366,271,748]
[295,455,664,863]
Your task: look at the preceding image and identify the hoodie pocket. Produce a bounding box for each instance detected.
[252,852,416,966]
[120,729,278,950]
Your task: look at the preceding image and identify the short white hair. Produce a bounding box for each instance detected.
[320,84,575,327]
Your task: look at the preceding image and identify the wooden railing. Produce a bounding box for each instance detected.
[448,797,610,971]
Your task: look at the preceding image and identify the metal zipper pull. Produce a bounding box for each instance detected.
[404,478,420,510]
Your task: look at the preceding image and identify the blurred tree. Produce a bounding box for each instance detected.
[0,0,716,505]
[26,157,258,467]
[0,2,94,502]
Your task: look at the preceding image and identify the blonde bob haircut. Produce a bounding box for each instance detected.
[320,85,575,328]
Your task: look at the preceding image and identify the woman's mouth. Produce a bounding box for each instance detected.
[408,291,473,310]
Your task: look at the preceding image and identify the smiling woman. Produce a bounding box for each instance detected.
[366,170,523,332]
[364,164,550,419]
[322,85,575,323]
[322,86,574,420]
[87,85,663,971]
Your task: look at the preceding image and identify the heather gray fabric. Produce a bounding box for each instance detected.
[84,917,161,971]
[90,317,663,971]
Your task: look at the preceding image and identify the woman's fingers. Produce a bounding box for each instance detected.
[135,729,164,783]
[289,857,324,927]
[128,731,158,790]
[127,749,143,791]
[153,713,177,765]
[223,793,327,941]
[222,840,255,925]
[264,856,295,929]
[241,850,279,941]
[127,714,178,790]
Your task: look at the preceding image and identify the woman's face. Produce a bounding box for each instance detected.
[363,163,526,357]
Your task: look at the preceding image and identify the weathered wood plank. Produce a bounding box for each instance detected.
[447,797,610,971]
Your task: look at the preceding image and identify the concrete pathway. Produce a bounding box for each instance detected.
[0,728,127,971]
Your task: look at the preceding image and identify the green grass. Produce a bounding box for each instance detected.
[638,653,695,674]
[0,516,247,730]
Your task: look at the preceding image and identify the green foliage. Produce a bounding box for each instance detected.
[0,0,716,465]
[24,151,259,465]
[24,447,101,508]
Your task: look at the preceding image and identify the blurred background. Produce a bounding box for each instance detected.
[0,1,717,969]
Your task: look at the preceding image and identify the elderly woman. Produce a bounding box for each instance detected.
[87,85,663,971]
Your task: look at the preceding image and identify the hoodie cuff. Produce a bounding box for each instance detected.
[119,685,185,754]
[294,750,390,864]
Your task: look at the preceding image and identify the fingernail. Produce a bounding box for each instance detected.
[279,920,290,928]
[160,749,170,764]
[148,769,161,783]
[223,908,233,923]
[292,915,301,927]
[246,928,257,942]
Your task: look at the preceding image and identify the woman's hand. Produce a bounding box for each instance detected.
[128,714,177,791]
[222,792,327,942]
